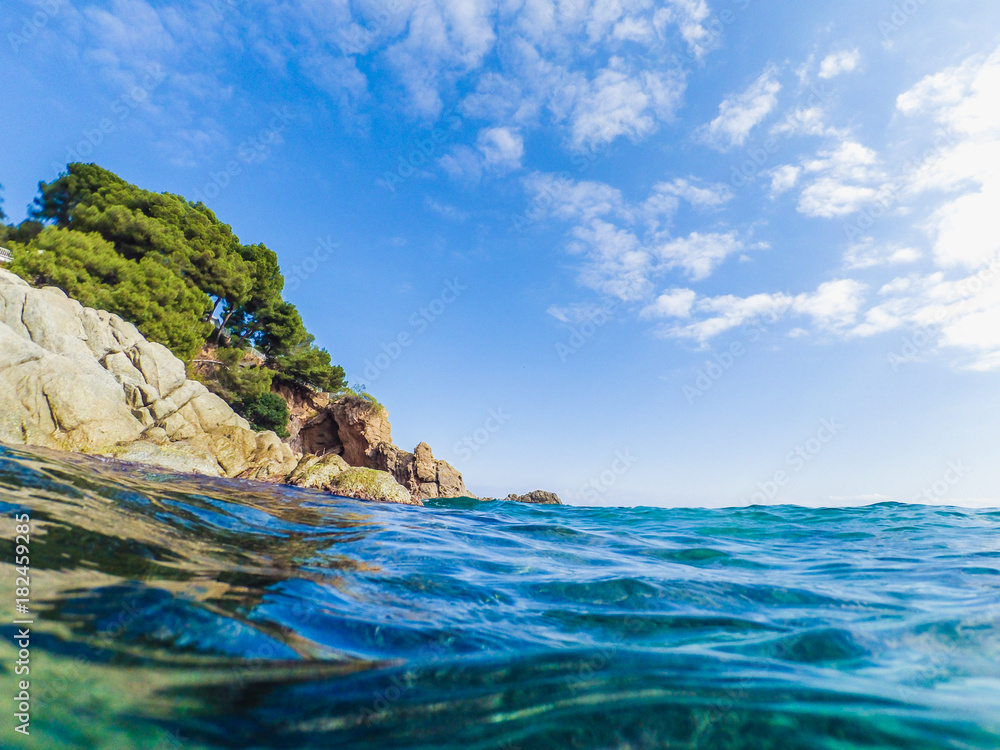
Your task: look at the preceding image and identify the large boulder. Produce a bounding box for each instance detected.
[325,467,420,505]
[286,453,350,489]
[0,269,273,479]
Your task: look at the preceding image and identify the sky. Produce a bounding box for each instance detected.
[2,0,1000,507]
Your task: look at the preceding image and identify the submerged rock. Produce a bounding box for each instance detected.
[500,490,563,505]
[325,467,420,505]
[286,453,350,489]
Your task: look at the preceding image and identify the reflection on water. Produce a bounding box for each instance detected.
[1,444,999,749]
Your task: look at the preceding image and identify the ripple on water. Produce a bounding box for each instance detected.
[2,444,1000,749]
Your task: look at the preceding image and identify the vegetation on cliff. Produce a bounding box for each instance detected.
[1,164,345,434]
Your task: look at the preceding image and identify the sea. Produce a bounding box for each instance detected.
[1,443,999,749]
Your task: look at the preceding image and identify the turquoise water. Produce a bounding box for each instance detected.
[1,445,999,749]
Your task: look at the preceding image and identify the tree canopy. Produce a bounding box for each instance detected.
[9,227,213,359]
[9,163,347,430]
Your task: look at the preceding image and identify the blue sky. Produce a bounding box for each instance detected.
[3,0,1000,507]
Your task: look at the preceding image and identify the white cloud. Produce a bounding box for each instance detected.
[818,49,860,79]
[530,172,752,300]
[659,0,714,58]
[896,50,1000,272]
[656,231,744,281]
[569,219,653,300]
[767,165,801,195]
[793,279,867,330]
[798,179,880,218]
[523,173,627,223]
[641,288,698,319]
[663,279,866,342]
[796,140,886,217]
[641,178,731,230]
[568,61,685,151]
[669,292,793,341]
[770,106,834,137]
[651,178,732,208]
[844,239,921,269]
[477,126,524,172]
[701,66,782,151]
[547,301,616,324]
[438,145,483,182]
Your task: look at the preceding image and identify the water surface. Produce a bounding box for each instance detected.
[1,444,999,749]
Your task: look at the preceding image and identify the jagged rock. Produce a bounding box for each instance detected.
[325,467,420,505]
[0,322,143,452]
[329,396,393,466]
[437,461,470,498]
[127,340,186,397]
[414,442,436,483]
[244,431,300,481]
[501,490,563,505]
[289,393,474,501]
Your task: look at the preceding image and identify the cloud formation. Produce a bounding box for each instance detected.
[701,66,781,150]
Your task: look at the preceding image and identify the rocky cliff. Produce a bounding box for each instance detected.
[0,268,411,502]
[0,268,557,506]
[278,384,472,500]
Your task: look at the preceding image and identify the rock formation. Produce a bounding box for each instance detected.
[500,490,563,505]
[0,269,409,503]
[288,393,474,501]
[0,268,556,508]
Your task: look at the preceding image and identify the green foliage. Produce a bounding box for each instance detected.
[33,164,252,305]
[29,163,346,394]
[242,392,291,438]
[18,162,354,425]
[8,228,212,360]
[206,347,275,404]
[5,220,42,244]
[0,182,6,223]
[335,386,385,414]
[271,336,346,392]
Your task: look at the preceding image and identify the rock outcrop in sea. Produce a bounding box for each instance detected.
[0,268,561,506]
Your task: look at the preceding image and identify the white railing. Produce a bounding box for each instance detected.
[0,247,11,264]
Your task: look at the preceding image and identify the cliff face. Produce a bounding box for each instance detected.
[0,268,553,506]
[283,388,473,501]
[0,269,415,502]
